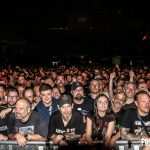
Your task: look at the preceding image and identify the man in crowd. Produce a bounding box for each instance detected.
[8,98,48,147]
[34,83,58,124]
[48,94,85,146]
[121,90,150,142]
[71,82,93,117]
[0,86,19,119]
[0,105,9,141]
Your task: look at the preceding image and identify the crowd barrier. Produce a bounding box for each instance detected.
[0,140,148,150]
[116,140,147,150]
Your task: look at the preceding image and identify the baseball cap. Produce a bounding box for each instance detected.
[71,82,83,91]
[59,94,73,107]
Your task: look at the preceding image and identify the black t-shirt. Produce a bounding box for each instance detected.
[48,109,85,142]
[122,102,136,110]
[8,111,48,137]
[88,113,114,141]
[73,98,93,116]
[121,108,150,136]
[0,106,9,136]
[110,108,125,137]
[112,108,125,130]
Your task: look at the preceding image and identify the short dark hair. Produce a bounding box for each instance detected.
[134,90,150,101]
[7,86,19,96]
[39,83,52,92]
[59,94,72,107]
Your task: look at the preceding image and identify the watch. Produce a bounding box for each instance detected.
[24,134,28,140]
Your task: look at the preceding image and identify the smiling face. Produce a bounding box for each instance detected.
[7,91,19,106]
[96,95,109,112]
[72,87,84,100]
[24,89,34,103]
[15,99,31,122]
[56,75,65,87]
[124,82,136,98]
[40,89,52,106]
[113,93,126,109]
[52,87,61,100]
[89,80,100,94]
[59,103,73,121]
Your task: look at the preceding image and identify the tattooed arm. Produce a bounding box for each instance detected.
[121,127,144,141]
[64,133,81,141]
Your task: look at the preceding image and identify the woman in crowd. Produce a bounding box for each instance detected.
[86,94,115,149]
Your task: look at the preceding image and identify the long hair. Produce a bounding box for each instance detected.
[92,94,110,126]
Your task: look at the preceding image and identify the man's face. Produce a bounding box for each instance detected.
[40,89,52,105]
[56,76,65,87]
[7,91,18,106]
[59,104,73,120]
[72,87,84,100]
[24,90,34,103]
[18,76,25,84]
[90,80,100,94]
[15,100,30,121]
[76,76,83,84]
[0,87,5,97]
[113,94,126,109]
[135,94,150,114]
[138,83,148,92]
[66,75,72,83]
[124,83,136,98]
[115,85,123,94]
[52,88,61,100]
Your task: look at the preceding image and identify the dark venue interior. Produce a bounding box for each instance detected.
[0,2,150,150]
[0,1,150,66]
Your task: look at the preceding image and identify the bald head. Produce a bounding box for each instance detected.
[16,98,32,110]
[15,98,32,122]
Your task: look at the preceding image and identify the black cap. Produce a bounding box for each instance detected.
[71,82,83,91]
[59,94,73,107]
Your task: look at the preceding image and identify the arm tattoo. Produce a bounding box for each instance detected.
[121,127,142,140]
[65,133,81,141]
[121,127,130,140]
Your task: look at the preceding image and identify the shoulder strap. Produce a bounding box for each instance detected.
[136,110,150,137]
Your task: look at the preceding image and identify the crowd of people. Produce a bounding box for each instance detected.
[0,64,150,150]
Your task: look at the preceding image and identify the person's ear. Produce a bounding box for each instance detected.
[134,100,138,107]
[71,90,73,95]
[112,97,115,103]
[57,105,60,110]
[72,103,74,109]
[27,107,31,113]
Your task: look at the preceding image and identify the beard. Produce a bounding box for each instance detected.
[15,113,22,119]
[75,94,83,100]
[114,102,122,109]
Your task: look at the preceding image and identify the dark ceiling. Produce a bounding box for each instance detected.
[0,1,150,59]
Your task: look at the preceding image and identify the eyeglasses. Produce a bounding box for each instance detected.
[74,88,84,92]
[8,96,18,99]
[97,101,108,105]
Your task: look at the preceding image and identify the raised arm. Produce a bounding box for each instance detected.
[109,71,116,100]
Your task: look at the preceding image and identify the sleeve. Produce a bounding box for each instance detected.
[48,114,56,137]
[110,114,115,122]
[75,112,85,135]
[36,113,49,137]
[7,113,16,134]
[121,109,132,128]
